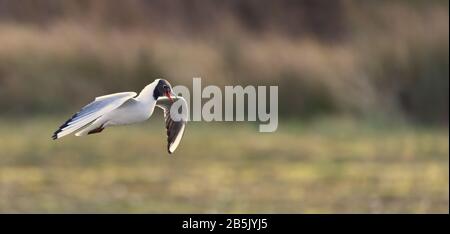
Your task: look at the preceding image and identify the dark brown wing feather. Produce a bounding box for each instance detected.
[156,96,188,154]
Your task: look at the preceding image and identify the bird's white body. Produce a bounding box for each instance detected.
[79,82,158,134]
[75,99,153,135]
[102,101,154,125]
[53,79,188,154]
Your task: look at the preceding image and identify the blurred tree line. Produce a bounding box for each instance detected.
[0,0,349,39]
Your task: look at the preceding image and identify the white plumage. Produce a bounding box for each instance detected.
[52,79,187,154]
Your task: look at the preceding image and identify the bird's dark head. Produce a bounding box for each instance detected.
[153,79,174,102]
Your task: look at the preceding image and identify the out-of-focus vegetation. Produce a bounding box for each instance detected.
[0,117,448,213]
[0,1,448,213]
[0,0,448,123]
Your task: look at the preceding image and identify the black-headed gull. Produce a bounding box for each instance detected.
[52,79,188,154]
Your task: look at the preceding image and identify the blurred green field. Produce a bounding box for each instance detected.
[0,117,448,213]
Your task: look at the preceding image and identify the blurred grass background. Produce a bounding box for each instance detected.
[0,0,448,213]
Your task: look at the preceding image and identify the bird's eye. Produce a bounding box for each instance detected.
[163,85,168,89]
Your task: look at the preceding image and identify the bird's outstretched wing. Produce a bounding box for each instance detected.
[156,96,188,154]
[52,92,137,139]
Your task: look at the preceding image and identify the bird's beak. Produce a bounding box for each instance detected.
[165,91,174,103]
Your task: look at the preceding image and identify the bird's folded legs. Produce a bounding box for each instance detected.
[87,125,104,135]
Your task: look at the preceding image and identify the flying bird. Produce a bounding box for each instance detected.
[52,79,188,154]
